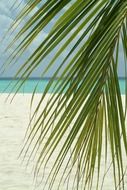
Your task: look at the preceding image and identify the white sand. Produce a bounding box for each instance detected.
[0,94,126,190]
[0,94,42,190]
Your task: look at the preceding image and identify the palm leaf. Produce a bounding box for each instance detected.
[3,0,127,189]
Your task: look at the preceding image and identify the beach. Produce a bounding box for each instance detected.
[0,93,127,190]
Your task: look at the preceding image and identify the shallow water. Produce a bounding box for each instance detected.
[0,78,126,94]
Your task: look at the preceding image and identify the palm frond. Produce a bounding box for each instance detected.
[3,0,127,189]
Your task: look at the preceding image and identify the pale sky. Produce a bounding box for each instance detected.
[0,0,125,78]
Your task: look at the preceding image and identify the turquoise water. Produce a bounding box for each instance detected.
[0,79,56,93]
[0,78,126,94]
[119,79,126,94]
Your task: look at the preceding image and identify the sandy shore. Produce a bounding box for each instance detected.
[0,94,43,190]
[0,94,126,190]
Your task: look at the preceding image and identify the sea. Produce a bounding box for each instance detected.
[0,78,126,94]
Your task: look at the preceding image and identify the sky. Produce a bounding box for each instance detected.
[0,0,125,78]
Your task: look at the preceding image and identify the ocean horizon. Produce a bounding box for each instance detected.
[0,78,126,94]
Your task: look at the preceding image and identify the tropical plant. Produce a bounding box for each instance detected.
[3,0,127,189]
